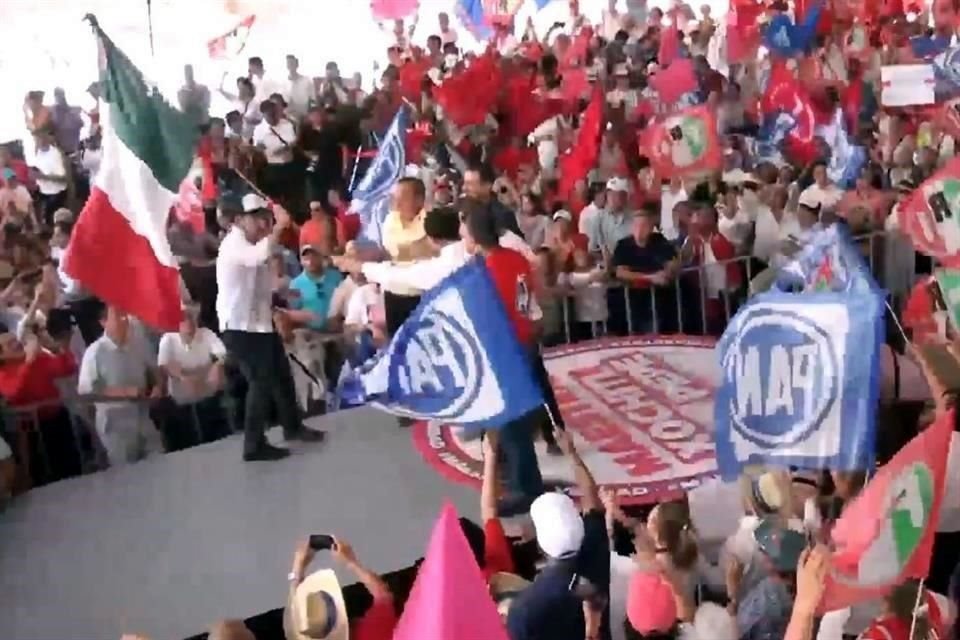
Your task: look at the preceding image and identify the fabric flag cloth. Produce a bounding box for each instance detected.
[456,0,493,40]
[172,169,206,235]
[338,258,544,429]
[65,18,198,331]
[899,156,960,265]
[820,410,954,612]
[558,86,603,200]
[639,105,722,178]
[659,22,681,67]
[935,268,960,331]
[726,0,764,63]
[207,14,255,59]
[902,277,945,345]
[714,288,885,480]
[776,224,879,294]
[350,108,407,246]
[881,64,936,107]
[434,51,501,128]
[815,109,867,189]
[649,58,699,106]
[761,62,821,164]
[763,3,822,58]
[933,46,960,96]
[370,0,420,20]
[393,502,509,640]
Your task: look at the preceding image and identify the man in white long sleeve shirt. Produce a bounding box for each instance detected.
[216,195,324,462]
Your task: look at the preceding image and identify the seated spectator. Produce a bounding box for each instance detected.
[156,304,229,449]
[609,207,680,335]
[77,306,163,466]
[288,246,343,331]
[300,200,345,255]
[285,536,397,640]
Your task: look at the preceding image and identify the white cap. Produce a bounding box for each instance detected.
[530,492,585,559]
[797,191,821,210]
[552,209,572,222]
[606,177,630,193]
[242,193,269,213]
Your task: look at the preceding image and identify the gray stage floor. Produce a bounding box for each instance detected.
[0,408,479,640]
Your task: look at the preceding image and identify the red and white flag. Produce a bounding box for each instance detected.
[820,410,953,612]
[66,21,198,330]
[207,14,255,60]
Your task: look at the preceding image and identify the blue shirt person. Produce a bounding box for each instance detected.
[289,245,343,331]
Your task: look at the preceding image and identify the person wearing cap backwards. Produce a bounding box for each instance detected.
[216,193,325,462]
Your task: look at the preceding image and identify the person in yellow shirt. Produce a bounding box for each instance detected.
[380,177,432,335]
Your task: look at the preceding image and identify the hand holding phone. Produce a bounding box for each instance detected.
[308,534,335,551]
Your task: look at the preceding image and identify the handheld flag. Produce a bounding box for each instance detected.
[350,108,407,246]
[763,3,822,58]
[207,14,256,59]
[776,224,879,294]
[639,106,722,178]
[714,289,884,480]
[370,0,420,20]
[339,259,544,429]
[393,502,509,640]
[935,268,960,331]
[815,109,867,189]
[558,86,603,201]
[899,156,960,265]
[65,17,199,331]
[820,410,953,612]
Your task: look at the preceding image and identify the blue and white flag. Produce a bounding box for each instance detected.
[714,289,884,480]
[777,224,879,294]
[351,108,407,246]
[815,109,866,189]
[339,258,544,429]
[763,3,822,59]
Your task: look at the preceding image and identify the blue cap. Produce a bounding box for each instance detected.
[754,518,806,573]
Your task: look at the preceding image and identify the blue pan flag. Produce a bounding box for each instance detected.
[816,109,867,189]
[714,289,884,480]
[763,2,822,58]
[777,224,880,294]
[339,258,544,429]
[351,108,407,246]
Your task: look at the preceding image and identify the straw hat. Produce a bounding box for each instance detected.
[287,569,349,640]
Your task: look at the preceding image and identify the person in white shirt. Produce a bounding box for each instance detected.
[283,54,316,121]
[752,186,801,269]
[660,177,688,242]
[716,189,752,253]
[216,194,325,461]
[252,101,298,203]
[29,130,69,227]
[798,161,843,212]
[438,11,458,46]
[157,304,229,447]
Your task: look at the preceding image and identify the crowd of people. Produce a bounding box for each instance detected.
[5,0,960,638]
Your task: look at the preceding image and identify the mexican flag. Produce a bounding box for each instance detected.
[819,410,953,612]
[65,19,199,331]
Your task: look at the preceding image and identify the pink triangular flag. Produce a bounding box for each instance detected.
[392,502,509,640]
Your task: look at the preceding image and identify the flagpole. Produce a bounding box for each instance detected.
[146,0,155,57]
[886,300,909,346]
[908,577,925,640]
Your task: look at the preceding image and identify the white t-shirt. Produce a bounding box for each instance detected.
[753,207,801,266]
[440,26,458,46]
[660,187,688,242]
[284,74,315,119]
[717,208,752,252]
[252,119,296,164]
[344,283,382,328]
[31,147,67,195]
[799,183,844,211]
[579,203,605,238]
[157,328,226,404]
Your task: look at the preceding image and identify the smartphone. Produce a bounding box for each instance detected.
[309,534,335,551]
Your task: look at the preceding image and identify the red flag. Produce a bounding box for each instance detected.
[558,87,604,200]
[196,137,217,204]
[500,71,566,138]
[762,61,821,164]
[207,15,255,60]
[726,0,763,63]
[639,105,723,178]
[649,58,698,106]
[398,56,431,103]
[561,67,591,105]
[902,277,943,345]
[841,77,863,133]
[658,22,681,67]
[820,410,953,612]
[370,0,420,20]
[899,157,960,266]
[434,51,501,128]
[392,502,508,640]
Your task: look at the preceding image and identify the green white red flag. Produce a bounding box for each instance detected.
[819,410,953,612]
[899,156,960,266]
[639,105,722,179]
[64,18,199,330]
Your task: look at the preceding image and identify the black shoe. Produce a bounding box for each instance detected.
[243,443,291,462]
[397,417,415,428]
[285,427,326,443]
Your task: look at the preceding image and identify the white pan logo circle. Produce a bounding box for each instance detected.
[390,309,483,420]
[722,306,838,448]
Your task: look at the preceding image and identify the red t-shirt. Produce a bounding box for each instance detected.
[0,351,76,408]
[483,518,516,578]
[351,595,398,640]
[860,592,944,640]
[484,247,536,346]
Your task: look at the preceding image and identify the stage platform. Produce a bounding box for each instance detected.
[0,335,722,640]
[0,407,479,640]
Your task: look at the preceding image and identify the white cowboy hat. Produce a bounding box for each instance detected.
[287,569,349,640]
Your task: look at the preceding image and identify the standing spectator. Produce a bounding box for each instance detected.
[220,77,261,142]
[517,193,550,250]
[156,305,229,449]
[253,100,299,205]
[0,168,36,229]
[77,306,163,466]
[659,176,689,242]
[798,161,843,212]
[591,177,634,258]
[29,130,69,227]
[177,65,211,129]
[462,163,523,237]
[381,177,429,335]
[735,519,803,640]
[319,62,350,106]
[288,246,343,331]
[298,106,343,207]
[283,55,316,122]
[299,201,344,256]
[438,11,458,46]
[215,194,325,462]
[578,181,607,239]
[50,88,84,155]
[23,91,52,136]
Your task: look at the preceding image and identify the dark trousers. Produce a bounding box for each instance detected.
[37,190,68,228]
[384,291,422,336]
[65,298,105,345]
[530,347,562,446]
[155,393,231,452]
[222,330,302,454]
